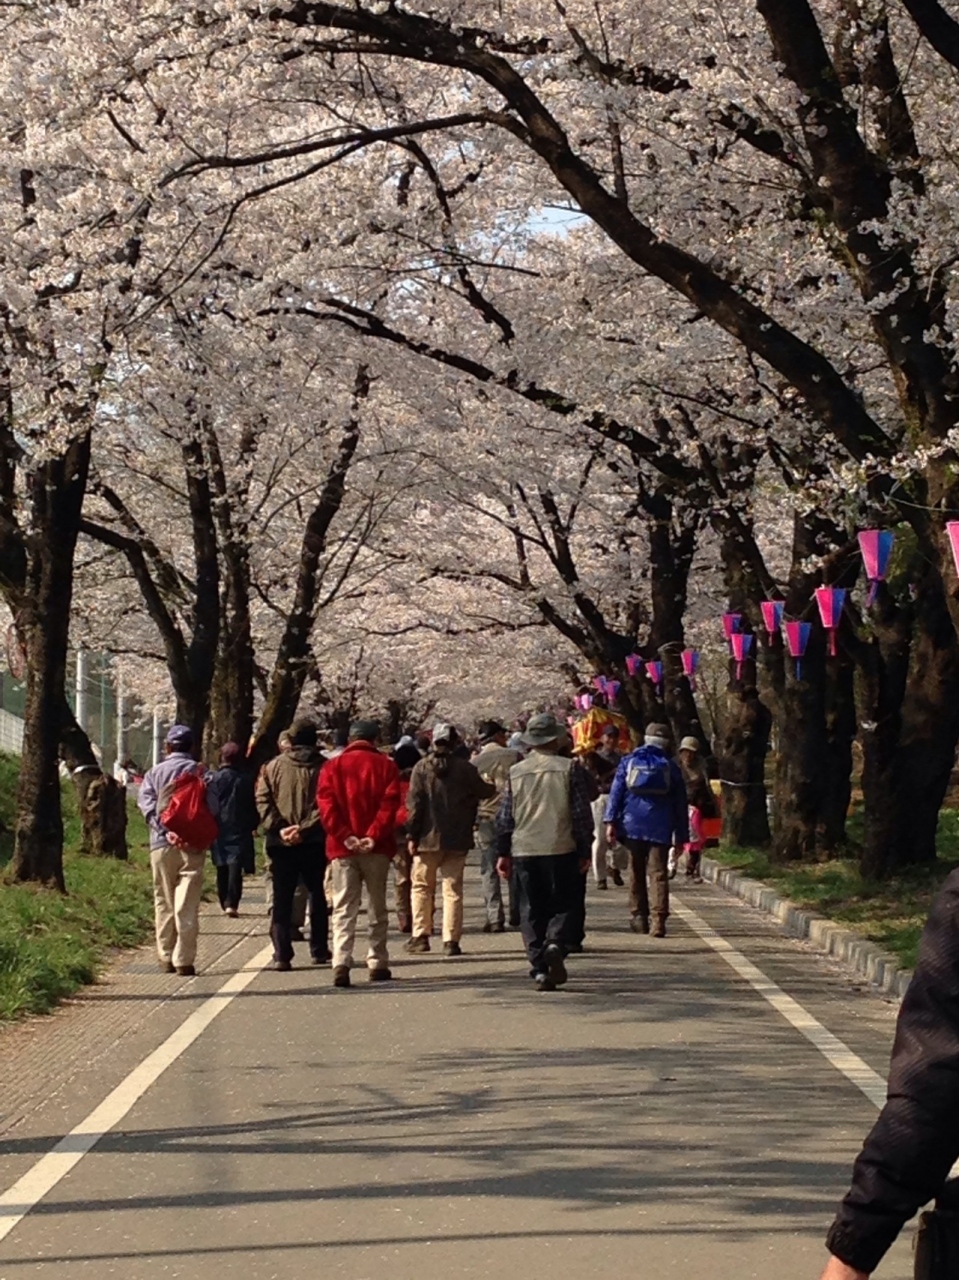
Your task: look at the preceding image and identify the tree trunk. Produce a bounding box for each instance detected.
[12,436,92,888]
[858,575,959,878]
[60,701,128,858]
[716,675,772,848]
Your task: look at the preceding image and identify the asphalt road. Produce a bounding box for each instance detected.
[0,873,912,1279]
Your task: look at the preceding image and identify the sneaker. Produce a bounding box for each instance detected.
[159,960,175,974]
[272,959,292,972]
[534,972,556,992]
[369,967,393,983]
[652,920,667,938]
[333,966,351,988]
[176,965,196,977]
[630,916,650,934]
[225,907,239,918]
[443,941,462,957]
[543,943,568,987]
[611,868,624,887]
[596,879,608,890]
[405,935,430,953]
[310,952,331,966]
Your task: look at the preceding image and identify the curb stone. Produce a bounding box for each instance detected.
[701,856,912,1000]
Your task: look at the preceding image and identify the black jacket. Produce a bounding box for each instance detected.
[826,868,959,1272]
[208,766,258,872]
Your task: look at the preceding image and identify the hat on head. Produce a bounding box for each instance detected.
[601,724,619,739]
[392,742,421,771]
[522,713,564,747]
[478,719,507,744]
[166,724,193,751]
[679,736,701,753]
[432,722,458,746]
[507,732,525,752]
[349,719,381,742]
[289,718,317,747]
[644,722,671,750]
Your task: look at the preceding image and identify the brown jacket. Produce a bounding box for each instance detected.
[407,750,495,853]
[255,747,325,850]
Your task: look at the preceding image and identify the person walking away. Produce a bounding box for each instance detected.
[138,724,219,977]
[606,722,688,938]
[390,740,421,934]
[255,720,329,971]
[317,720,401,988]
[262,731,308,938]
[595,724,626,886]
[495,714,594,991]
[676,736,716,883]
[208,743,258,916]
[406,723,495,956]
[472,720,521,933]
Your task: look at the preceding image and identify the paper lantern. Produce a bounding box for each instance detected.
[858,530,894,606]
[721,613,742,643]
[625,654,644,677]
[730,632,754,680]
[606,679,621,702]
[646,660,663,697]
[592,675,608,694]
[815,586,847,657]
[759,600,784,644]
[681,648,700,691]
[783,620,812,680]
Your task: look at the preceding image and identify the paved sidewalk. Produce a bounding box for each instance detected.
[0,872,911,1279]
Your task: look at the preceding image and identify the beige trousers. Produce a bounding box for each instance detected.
[151,844,206,968]
[331,854,391,971]
[412,851,467,942]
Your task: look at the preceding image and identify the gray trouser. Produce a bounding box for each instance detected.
[476,818,513,925]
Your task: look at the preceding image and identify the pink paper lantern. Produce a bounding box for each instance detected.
[625,654,644,678]
[947,523,959,581]
[606,680,621,702]
[759,600,784,644]
[858,530,894,606]
[681,648,700,691]
[783,620,812,680]
[815,586,847,657]
[721,613,742,643]
[646,660,663,697]
[730,632,754,680]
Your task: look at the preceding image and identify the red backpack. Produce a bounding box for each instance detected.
[160,767,219,850]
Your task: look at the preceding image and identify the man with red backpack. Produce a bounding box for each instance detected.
[138,724,220,977]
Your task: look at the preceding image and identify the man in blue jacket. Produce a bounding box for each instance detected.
[605,722,688,938]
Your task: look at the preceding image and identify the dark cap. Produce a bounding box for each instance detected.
[166,724,193,751]
[289,718,317,747]
[478,719,507,743]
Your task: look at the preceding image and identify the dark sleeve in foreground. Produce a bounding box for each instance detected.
[826,868,959,1273]
[495,780,514,857]
[569,764,595,858]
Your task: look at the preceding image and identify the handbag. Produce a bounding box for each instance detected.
[915,1179,959,1278]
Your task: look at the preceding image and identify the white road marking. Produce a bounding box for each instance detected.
[672,897,888,1109]
[0,942,273,1243]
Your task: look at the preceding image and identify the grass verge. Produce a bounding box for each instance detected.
[711,809,959,971]
[0,752,156,1021]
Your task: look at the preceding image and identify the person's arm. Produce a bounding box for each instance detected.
[204,767,221,819]
[406,764,427,845]
[569,764,596,860]
[605,759,626,836]
[671,764,689,845]
[471,762,497,802]
[366,761,402,845]
[255,764,282,832]
[316,763,352,847]
[138,768,158,826]
[495,777,514,864]
[824,868,959,1274]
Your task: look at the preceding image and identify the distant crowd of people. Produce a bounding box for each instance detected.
[135,714,711,991]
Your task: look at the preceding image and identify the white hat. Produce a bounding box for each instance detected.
[679,736,701,753]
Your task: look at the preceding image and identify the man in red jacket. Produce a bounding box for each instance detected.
[317,720,401,989]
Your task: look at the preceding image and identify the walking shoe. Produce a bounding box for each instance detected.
[443,941,462,957]
[405,935,430,953]
[534,972,556,992]
[596,879,608,890]
[272,959,292,972]
[481,921,494,933]
[398,914,413,935]
[544,943,568,987]
[159,960,175,974]
[369,967,393,983]
[225,907,239,918]
[492,921,506,933]
[176,965,196,977]
[691,872,703,884]
[310,952,331,966]
[567,941,584,954]
[333,966,351,988]
[630,915,650,934]
[652,920,667,938]
[611,868,624,886]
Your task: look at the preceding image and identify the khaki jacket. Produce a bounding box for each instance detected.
[473,742,522,822]
[407,751,495,853]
